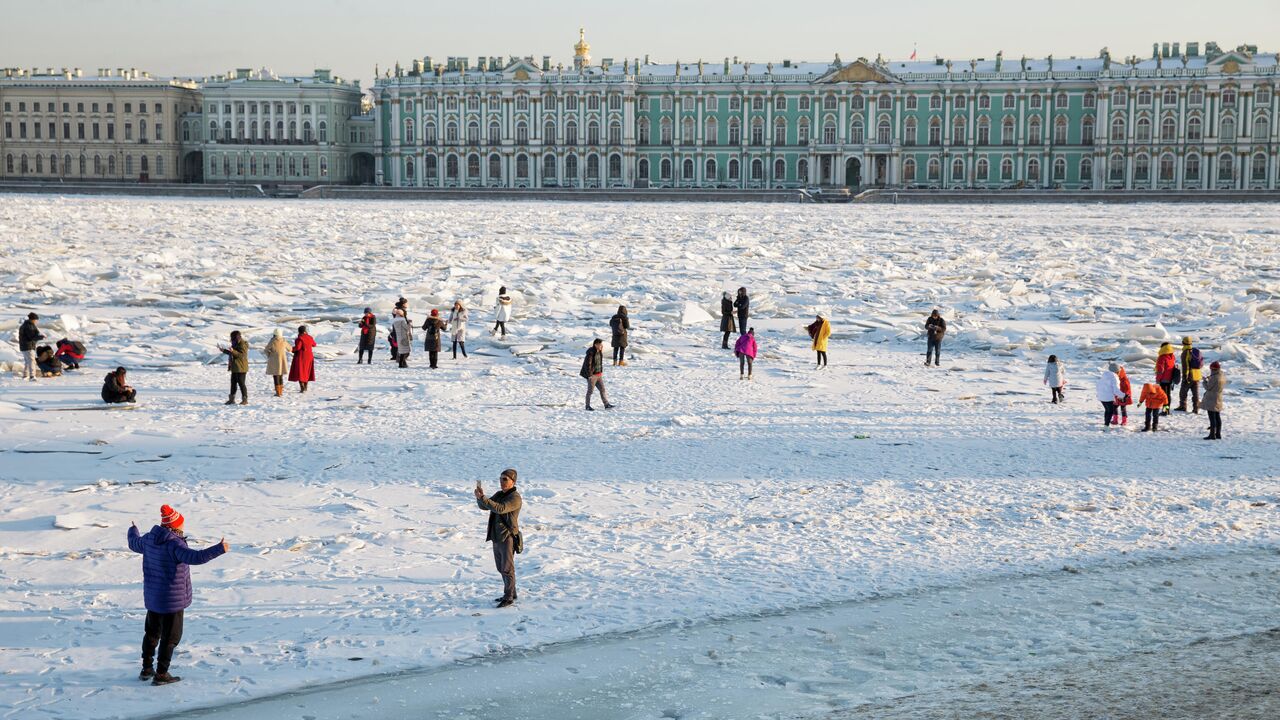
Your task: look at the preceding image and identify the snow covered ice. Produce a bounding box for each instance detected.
[1,195,1278,719]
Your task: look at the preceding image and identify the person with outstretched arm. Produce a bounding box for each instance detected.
[475,469,522,608]
[126,504,229,686]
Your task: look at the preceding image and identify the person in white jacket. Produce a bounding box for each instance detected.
[392,309,413,368]
[1043,354,1066,404]
[449,300,468,359]
[492,287,513,337]
[1095,362,1123,427]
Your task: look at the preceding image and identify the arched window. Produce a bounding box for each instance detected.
[566,120,579,145]
[447,154,459,179]
[822,120,836,144]
[927,157,940,181]
[852,94,867,111]
[467,153,480,178]
[1054,116,1068,144]
[276,120,284,139]
[637,118,650,145]
[797,118,810,145]
[637,158,649,180]
[516,121,528,145]
[1221,117,1236,142]
[750,117,764,145]
[799,96,811,112]
[928,117,942,146]
[903,157,916,181]
[1053,157,1066,181]
[318,121,327,143]
[424,122,437,144]
[156,155,164,176]
[878,93,892,110]
[751,158,763,181]
[1027,117,1042,145]
[1000,156,1014,180]
[976,117,990,146]
[542,154,555,180]
[490,153,503,181]
[1217,153,1234,180]
[589,120,601,145]
[140,156,148,174]
[425,155,438,179]
[682,157,694,180]
[773,158,785,182]
[1108,153,1125,181]
[797,158,808,181]
[1135,117,1151,142]
[877,118,891,144]
[404,118,415,144]
[1185,154,1200,181]
[608,122,621,145]
[773,117,785,145]
[1137,89,1152,106]
[566,154,579,181]
[34,154,42,174]
[951,157,965,181]
[1080,157,1093,183]
[275,155,284,176]
[516,153,529,179]
[446,121,458,144]
[1161,117,1177,142]
[705,157,717,180]
[661,118,673,145]
[467,121,480,144]
[707,117,720,146]
[659,157,671,180]
[1083,92,1096,109]
[1002,117,1015,145]
[904,117,918,146]
[49,154,57,174]
[728,158,740,180]
[849,119,864,144]
[1110,118,1125,142]
[542,121,554,144]
[1221,88,1237,107]
[108,155,116,175]
[1254,116,1269,141]
[1160,153,1176,181]
[823,94,837,110]
[404,157,416,182]
[774,95,787,111]
[302,120,313,143]
[1081,117,1095,144]
[952,116,965,145]
[1163,89,1178,105]
[209,120,219,140]
[609,153,622,179]
[302,156,310,176]
[681,116,694,144]
[288,121,297,140]
[1252,152,1268,181]
[752,96,764,111]
[728,118,741,145]
[1027,157,1040,182]
[975,157,989,181]
[236,120,245,140]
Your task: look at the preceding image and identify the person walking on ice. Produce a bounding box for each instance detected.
[357,308,376,365]
[1044,354,1067,403]
[719,291,736,349]
[288,326,316,392]
[925,309,946,367]
[1155,342,1177,416]
[580,338,614,411]
[735,327,757,379]
[219,330,250,406]
[492,287,513,337]
[18,312,44,381]
[1201,361,1227,440]
[734,287,750,339]
[1138,379,1168,432]
[449,300,469,360]
[1095,362,1123,428]
[1176,336,1204,413]
[392,309,412,369]
[807,314,831,368]
[263,329,291,397]
[475,468,522,608]
[610,305,630,366]
[127,504,229,685]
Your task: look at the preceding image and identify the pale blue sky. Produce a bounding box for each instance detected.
[3,0,1276,89]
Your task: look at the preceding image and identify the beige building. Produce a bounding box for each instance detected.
[0,67,201,182]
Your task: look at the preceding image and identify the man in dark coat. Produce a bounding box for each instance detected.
[422,309,447,369]
[219,330,249,405]
[102,367,137,403]
[19,312,44,381]
[925,309,947,367]
[580,338,614,411]
[719,292,736,348]
[733,288,750,341]
[475,469,522,608]
[357,308,377,364]
[609,306,630,366]
[126,504,229,685]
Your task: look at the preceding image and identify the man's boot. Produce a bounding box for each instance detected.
[151,672,181,686]
[139,666,155,681]
[224,396,235,405]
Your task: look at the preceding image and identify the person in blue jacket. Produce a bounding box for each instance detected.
[126,504,229,686]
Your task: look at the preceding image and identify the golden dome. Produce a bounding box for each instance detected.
[574,27,591,58]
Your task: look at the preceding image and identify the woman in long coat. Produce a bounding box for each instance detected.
[610,305,630,366]
[263,329,291,397]
[448,300,468,359]
[392,309,412,368]
[807,314,831,368]
[288,326,317,392]
[733,287,750,339]
[719,292,736,349]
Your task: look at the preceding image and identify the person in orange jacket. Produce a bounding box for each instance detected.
[1138,381,1168,432]
[1114,364,1133,426]
[1154,343,1177,416]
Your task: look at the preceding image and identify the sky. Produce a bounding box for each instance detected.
[3,0,1277,90]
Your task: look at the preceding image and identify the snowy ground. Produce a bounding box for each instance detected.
[1,197,1278,719]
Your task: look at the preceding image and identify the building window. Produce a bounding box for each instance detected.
[1110,118,1125,142]
[682,158,694,180]
[728,158,739,180]
[1252,152,1268,181]
[516,121,528,145]
[609,121,621,145]
[951,158,964,181]
[751,96,763,111]
[905,95,918,111]
[1221,89,1236,108]
[276,155,284,176]
[751,117,764,145]
[877,119,891,144]
[1054,117,1068,144]
[953,94,968,110]
[799,96,811,112]
[1027,157,1040,182]
[928,117,941,146]
[774,95,787,111]
[773,158,784,182]
[1221,117,1236,142]
[1111,90,1126,106]
[878,93,892,111]
[1135,154,1150,181]
[1053,157,1066,181]
[751,158,763,181]
[927,157,940,181]
[728,118,740,145]
[903,157,916,181]
[823,121,836,144]
[1080,157,1093,183]
[1254,116,1269,140]
[1083,92,1096,109]
[1217,153,1233,180]
[823,94,837,110]
[1257,86,1273,105]
[446,121,458,144]
[1185,154,1200,180]
[1163,89,1178,106]
[468,121,480,144]
[318,121,327,143]
[467,153,480,178]
[1000,157,1013,180]
[1030,94,1042,109]
[1188,88,1204,106]
[637,118,650,145]
[1160,153,1176,182]
[904,117,918,146]
[404,119,415,144]
[929,94,942,111]
[660,157,671,180]
[636,157,648,181]
[975,157,988,181]
[849,120,863,145]
[797,158,808,181]
[1137,89,1152,106]
[798,118,809,145]
[1109,153,1124,181]
[302,156,310,176]
[1135,117,1151,142]
[425,155,438,179]
[1001,117,1015,145]
[1187,116,1203,141]
[952,116,965,145]
[977,94,990,110]
[1055,92,1069,108]
[566,120,579,145]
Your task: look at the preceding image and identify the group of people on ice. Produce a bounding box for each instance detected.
[17,312,87,379]
[1061,335,1230,439]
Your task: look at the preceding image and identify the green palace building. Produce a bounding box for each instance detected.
[372,31,1279,191]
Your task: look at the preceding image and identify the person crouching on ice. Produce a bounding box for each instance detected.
[127,504,229,686]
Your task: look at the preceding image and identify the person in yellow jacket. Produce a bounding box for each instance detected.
[806,314,831,368]
[1176,335,1204,413]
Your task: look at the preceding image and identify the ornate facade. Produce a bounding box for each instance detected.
[373,35,1280,191]
[0,67,200,181]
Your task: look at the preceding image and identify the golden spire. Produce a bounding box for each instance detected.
[574,27,591,69]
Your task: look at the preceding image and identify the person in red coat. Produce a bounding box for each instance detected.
[1114,364,1133,426]
[288,326,317,393]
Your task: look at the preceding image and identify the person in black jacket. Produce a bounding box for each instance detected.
[925,309,947,367]
[357,308,376,364]
[734,288,750,339]
[610,306,630,366]
[580,338,614,411]
[19,312,44,381]
[475,468,522,608]
[719,292,736,348]
[102,367,137,404]
[421,309,447,369]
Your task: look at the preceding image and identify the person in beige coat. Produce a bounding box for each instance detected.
[262,329,292,397]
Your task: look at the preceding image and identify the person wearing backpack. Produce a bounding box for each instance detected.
[609,305,630,366]
[1176,336,1203,413]
[475,468,522,608]
[1155,342,1177,416]
[580,338,614,411]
